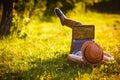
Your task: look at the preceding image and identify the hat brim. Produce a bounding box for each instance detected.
[81,41,103,66]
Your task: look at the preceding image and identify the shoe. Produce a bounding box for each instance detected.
[55,8,66,25]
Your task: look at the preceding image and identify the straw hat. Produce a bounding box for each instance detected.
[81,41,103,66]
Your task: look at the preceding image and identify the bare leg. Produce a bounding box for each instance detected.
[55,8,82,28]
[64,18,82,28]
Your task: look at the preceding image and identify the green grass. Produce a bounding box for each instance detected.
[0,11,120,80]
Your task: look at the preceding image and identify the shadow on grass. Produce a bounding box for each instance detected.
[0,52,93,80]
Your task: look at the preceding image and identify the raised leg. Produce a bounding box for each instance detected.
[64,18,82,28]
[55,8,82,28]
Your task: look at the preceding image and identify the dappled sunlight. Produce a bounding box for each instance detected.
[0,0,120,79]
[0,2,120,79]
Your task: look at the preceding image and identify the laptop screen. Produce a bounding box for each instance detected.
[72,25,94,39]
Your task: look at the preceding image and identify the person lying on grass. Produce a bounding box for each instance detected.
[55,8,114,67]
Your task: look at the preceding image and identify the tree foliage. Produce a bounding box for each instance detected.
[14,0,110,17]
[0,0,119,36]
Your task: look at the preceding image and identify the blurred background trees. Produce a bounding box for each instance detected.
[0,0,120,36]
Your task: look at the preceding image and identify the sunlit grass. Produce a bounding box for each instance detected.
[0,11,120,79]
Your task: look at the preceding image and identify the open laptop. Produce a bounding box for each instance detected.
[70,25,95,53]
[72,25,94,40]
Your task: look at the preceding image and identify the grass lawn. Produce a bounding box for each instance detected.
[0,11,120,80]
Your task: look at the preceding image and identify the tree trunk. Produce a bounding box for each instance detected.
[0,0,13,35]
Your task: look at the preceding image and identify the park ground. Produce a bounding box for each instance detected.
[0,10,120,80]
